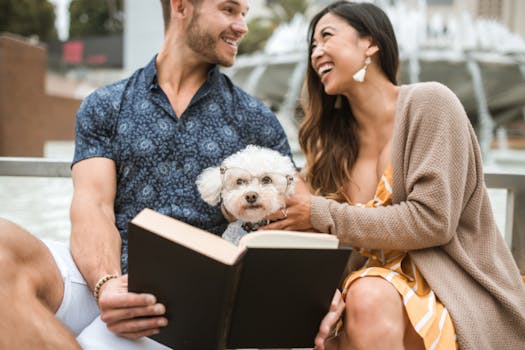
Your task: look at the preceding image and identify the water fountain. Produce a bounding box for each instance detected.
[224,2,525,168]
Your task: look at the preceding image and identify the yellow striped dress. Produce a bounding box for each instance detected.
[341,164,458,349]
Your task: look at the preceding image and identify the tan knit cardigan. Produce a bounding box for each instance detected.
[310,82,525,349]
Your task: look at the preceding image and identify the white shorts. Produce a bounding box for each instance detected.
[78,316,171,350]
[43,240,99,335]
[44,240,170,349]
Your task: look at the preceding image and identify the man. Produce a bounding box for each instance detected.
[0,0,293,348]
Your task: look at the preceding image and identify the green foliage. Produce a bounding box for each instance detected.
[68,0,123,39]
[239,0,308,55]
[239,17,278,55]
[0,0,57,42]
[266,0,309,23]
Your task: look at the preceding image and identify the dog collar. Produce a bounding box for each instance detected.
[242,219,270,232]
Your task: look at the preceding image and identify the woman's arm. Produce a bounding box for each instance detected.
[269,84,479,251]
[313,84,478,250]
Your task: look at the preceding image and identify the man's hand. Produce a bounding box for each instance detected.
[97,275,168,339]
[314,289,345,350]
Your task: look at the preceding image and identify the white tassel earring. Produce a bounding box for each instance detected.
[352,57,371,83]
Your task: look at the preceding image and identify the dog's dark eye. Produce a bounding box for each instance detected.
[261,176,272,185]
[236,178,246,185]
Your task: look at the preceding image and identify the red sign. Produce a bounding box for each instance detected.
[62,41,84,64]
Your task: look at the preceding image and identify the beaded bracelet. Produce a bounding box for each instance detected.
[93,274,119,302]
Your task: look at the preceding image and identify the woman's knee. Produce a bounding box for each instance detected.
[343,277,405,340]
[345,277,402,316]
[338,277,407,349]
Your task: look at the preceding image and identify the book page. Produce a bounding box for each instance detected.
[131,209,246,265]
[238,230,339,249]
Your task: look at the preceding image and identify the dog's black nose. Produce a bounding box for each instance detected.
[245,192,258,204]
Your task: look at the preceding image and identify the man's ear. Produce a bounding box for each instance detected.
[196,167,223,205]
[171,0,191,19]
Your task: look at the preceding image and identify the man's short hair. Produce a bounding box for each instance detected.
[160,0,170,31]
[160,0,203,31]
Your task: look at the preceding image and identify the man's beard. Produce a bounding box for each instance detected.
[186,13,236,67]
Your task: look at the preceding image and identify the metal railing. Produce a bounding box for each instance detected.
[1,156,524,274]
[0,157,71,177]
[484,172,525,273]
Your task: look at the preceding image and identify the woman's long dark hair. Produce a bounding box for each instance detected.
[299,1,399,202]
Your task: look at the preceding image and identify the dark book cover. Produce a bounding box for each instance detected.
[127,209,351,350]
[128,222,245,349]
[227,248,351,349]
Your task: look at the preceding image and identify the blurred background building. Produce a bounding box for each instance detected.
[0,0,524,166]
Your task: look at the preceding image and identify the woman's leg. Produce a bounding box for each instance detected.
[339,276,424,350]
[0,218,81,349]
[403,309,425,350]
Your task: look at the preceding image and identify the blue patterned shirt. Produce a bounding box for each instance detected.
[73,57,293,272]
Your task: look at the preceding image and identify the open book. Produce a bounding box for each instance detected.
[127,208,351,350]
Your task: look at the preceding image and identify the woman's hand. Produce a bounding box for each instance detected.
[314,289,345,350]
[97,274,168,339]
[262,175,315,232]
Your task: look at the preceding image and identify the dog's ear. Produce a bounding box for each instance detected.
[196,166,223,205]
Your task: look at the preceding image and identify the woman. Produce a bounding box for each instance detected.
[263,1,525,349]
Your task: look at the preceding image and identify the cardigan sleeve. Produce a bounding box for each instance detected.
[311,83,481,251]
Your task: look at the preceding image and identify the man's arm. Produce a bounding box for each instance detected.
[70,157,167,339]
[70,157,120,287]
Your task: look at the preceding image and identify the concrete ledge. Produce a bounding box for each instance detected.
[0,157,523,273]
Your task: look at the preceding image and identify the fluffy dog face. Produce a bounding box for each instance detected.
[196,145,296,223]
[220,167,292,222]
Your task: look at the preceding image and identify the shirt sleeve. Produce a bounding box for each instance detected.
[72,87,118,166]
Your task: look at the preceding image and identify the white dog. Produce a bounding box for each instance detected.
[196,145,296,244]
